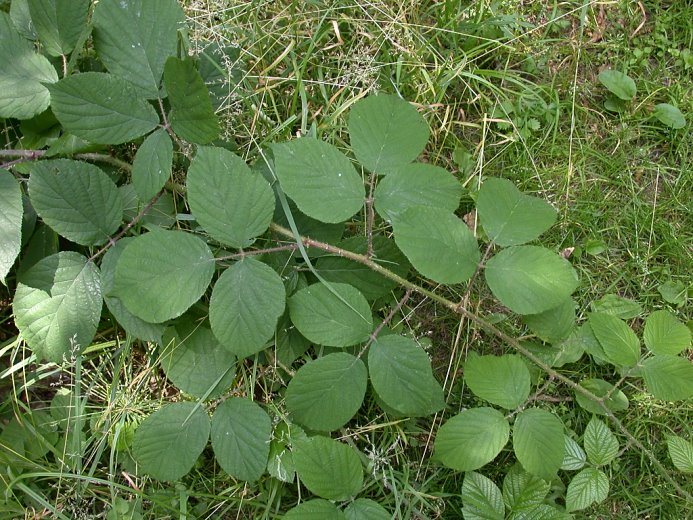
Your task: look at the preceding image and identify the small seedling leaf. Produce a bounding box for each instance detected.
[512,408,564,481]
[286,353,367,432]
[597,70,636,101]
[464,354,531,410]
[132,402,210,481]
[348,94,429,174]
[293,436,363,500]
[653,103,686,129]
[477,177,557,246]
[434,408,510,471]
[485,246,579,315]
[113,230,215,323]
[392,206,479,284]
[211,398,272,482]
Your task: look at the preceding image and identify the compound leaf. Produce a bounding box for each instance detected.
[485,246,578,315]
[93,0,184,98]
[597,70,636,101]
[641,355,693,401]
[460,471,504,520]
[666,435,693,473]
[643,310,691,356]
[132,129,173,201]
[113,230,215,323]
[161,324,236,400]
[565,467,609,512]
[583,417,618,466]
[187,147,274,248]
[0,11,58,119]
[133,402,210,481]
[209,258,285,358]
[211,398,272,482]
[0,169,23,284]
[434,408,510,472]
[286,353,367,432]
[348,94,429,174]
[27,0,89,56]
[512,409,564,481]
[48,72,159,145]
[164,57,220,144]
[368,335,444,417]
[477,178,556,246]
[288,283,372,347]
[588,312,640,367]
[373,163,462,222]
[29,159,122,246]
[272,138,365,223]
[392,206,479,284]
[464,354,531,410]
[293,436,363,500]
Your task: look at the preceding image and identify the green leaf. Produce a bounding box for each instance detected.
[209,258,286,358]
[211,398,272,482]
[10,0,36,41]
[344,498,391,520]
[132,129,173,201]
[119,184,176,231]
[485,246,579,315]
[583,417,618,466]
[464,354,531,409]
[132,402,210,481]
[666,435,693,473]
[13,252,101,363]
[0,169,23,285]
[502,464,550,513]
[507,505,571,520]
[588,312,640,367]
[93,0,184,98]
[590,294,642,319]
[368,335,444,417]
[272,138,365,223]
[164,57,220,144]
[187,147,274,248]
[0,11,58,119]
[286,353,367,432]
[47,72,160,145]
[348,94,429,174]
[392,206,480,284]
[284,499,346,520]
[161,324,236,400]
[653,103,686,129]
[657,280,687,306]
[597,70,636,101]
[460,471,504,520]
[293,436,363,500]
[101,238,164,342]
[28,159,122,246]
[315,235,409,300]
[373,163,462,222]
[27,0,89,56]
[477,178,557,246]
[288,283,372,347]
[522,299,575,344]
[565,467,609,512]
[113,230,215,323]
[641,355,693,401]
[574,379,629,415]
[512,408,564,481]
[434,408,509,472]
[561,435,586,471]
[643,310,691,355]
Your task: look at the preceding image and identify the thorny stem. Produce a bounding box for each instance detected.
[269,221,693,501]
[216,244,300,262]
[365,173,377,258]
[0,149,133,172]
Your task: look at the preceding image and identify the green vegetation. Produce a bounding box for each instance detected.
[1,1,691,519]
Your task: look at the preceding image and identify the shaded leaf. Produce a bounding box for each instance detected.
[27,0,89,56]
[460,471,504,520]
[132,129,172,201]
[512,409,564,481]
[0,169,23,284]
[574,379,629,415]
[344,498,390,520]
[132,402,210,481]
[434,408,509,471]
[284,499,346,520]
[286,353,367,432]
[502,464,550,513]
[590,294,642,319]
[522,299,575,344]
[464,354,531,409]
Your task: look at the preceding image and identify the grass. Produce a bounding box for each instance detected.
[1,0,691,518]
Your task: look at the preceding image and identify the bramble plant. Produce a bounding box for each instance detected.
[0,1,692,518]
